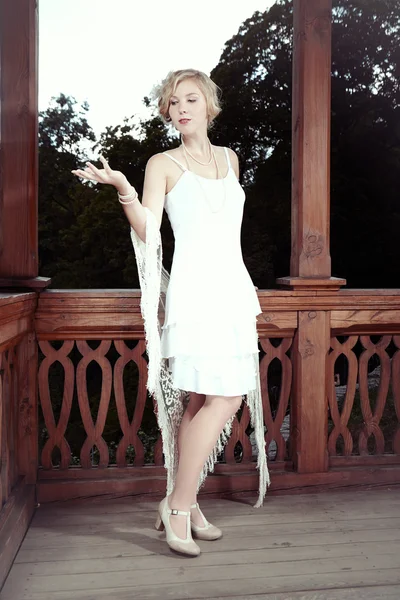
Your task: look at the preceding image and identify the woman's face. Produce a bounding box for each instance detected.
[168,78,208,134]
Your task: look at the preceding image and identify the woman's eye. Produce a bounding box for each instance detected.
[170,99,196,105]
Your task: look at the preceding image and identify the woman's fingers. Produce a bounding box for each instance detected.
[72,157,111,183]
[72,168,97,181]
[99,155,110,171]
[85,161,104,179]
[83,166,98,177]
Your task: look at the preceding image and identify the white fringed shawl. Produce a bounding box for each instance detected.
[130,207,270,507]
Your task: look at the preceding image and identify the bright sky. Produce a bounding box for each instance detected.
[38,0,276,141]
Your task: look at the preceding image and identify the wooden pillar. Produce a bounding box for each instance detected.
[278,0,345,289]
[277,0,345,474]
[0,0,48,290]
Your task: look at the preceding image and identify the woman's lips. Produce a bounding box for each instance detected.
[179,119,191,124]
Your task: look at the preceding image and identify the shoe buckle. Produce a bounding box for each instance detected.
[171,509,179,515]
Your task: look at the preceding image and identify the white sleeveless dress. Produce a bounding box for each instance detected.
[160,147,262,396]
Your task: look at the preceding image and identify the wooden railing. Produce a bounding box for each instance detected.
[33,289,400,502]
[33,290,296,502]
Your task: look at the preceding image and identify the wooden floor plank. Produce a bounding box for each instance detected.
[1,489,400,599]
[19,516,400,550]
[33,487,399,514]
[29,490,400,533]
[2,570,400,600]
[2,553,400,595]
[34,488,400,516]
[30,500,400,528]
[4,540,400,577]
[194,586,400,600]
[14,527,400,563]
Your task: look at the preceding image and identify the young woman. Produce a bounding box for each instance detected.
[72,69,269,557]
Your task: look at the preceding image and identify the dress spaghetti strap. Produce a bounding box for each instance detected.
[163,152,187,172]
[164,148,230,174]
[223,147,231,169]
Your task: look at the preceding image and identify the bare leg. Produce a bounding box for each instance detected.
[177,392,206,458]
[169,393,243,539]
[177,392,208,527]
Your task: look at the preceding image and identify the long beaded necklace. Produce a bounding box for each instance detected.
[181,137,213,166]
[181,138,227,214]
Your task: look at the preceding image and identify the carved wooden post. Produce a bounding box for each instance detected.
[0,0,49,291]
[277,0,345,474]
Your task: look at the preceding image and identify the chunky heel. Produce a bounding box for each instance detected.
[155,513,165,531]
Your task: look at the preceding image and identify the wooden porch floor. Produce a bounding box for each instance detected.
[1,488,400,599]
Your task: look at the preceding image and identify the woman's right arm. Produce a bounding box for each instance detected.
[118,154,166,242]
[72,154,167,243]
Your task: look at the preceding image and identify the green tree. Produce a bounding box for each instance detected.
[72,114,176,288]
[39,95,177,288]
[210,0,400,287]
[39,1,400,289]
[38,94,96,284]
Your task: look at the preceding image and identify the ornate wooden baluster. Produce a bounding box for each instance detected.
[358,335,391,455]
[114,340,147,466]
[392,335,400,454]
[260,338,293,462]
[327,336,358,456]
[76,340,112,469]
[224,403,252,465]
[38,340,74,469]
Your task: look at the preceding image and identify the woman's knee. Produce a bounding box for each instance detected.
[205,393,243,416]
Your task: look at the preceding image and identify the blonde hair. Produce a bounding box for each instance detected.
[152,69,222,128]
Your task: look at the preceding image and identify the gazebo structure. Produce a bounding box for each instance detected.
[1,0,400,592]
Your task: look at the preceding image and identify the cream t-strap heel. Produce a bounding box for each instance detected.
[155,496,201,556]
[190,502,223,541]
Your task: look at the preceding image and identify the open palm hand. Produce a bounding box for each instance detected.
[71,156,127,189]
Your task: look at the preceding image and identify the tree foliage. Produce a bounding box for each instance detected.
[209,0,400,286]
[38,95,96,285]
[39,0,400,289]
[38,98,177,287]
